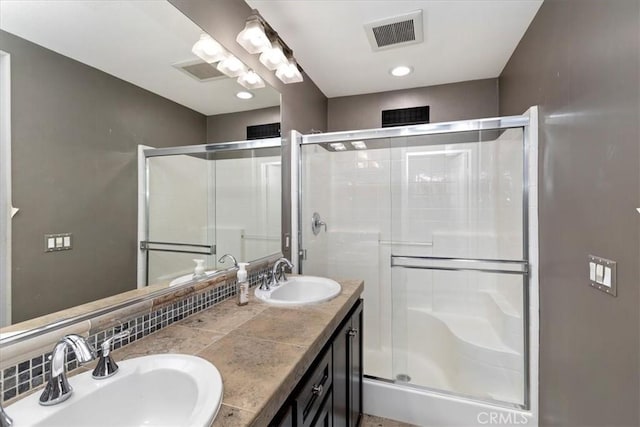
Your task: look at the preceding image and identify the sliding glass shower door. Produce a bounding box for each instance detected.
[299,122,529,408]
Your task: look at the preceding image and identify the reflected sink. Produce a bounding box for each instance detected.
[169,271,216,287]
[6,354,223,427]
[255,275,342,306]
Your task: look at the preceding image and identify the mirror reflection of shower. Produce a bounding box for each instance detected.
[142,140,281,286]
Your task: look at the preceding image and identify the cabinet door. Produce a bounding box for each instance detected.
[349,302,363,427]
[272,405,294,427]
[333,320,350,427]
[312,390,333,427]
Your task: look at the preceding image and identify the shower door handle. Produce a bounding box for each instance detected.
[311,212,327,235]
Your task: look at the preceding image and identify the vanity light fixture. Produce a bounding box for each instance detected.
[216,53,247,78]
[237,69,266,89]
[236,91,254,100]
[238,11,304,84]
[236,16,272,54]
[276,57,304,84]
[390,65,413,77]
[330,143,347,151]
[352,141,367,150]
[192,34,226,63]
[259,39,288,71]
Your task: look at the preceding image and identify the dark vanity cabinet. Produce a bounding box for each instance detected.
[272,299,363,427]
[332,300,363,427]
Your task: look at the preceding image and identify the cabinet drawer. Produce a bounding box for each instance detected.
[294,348,333,427]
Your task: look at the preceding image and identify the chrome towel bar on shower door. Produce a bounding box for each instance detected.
[391,255,529,275]
[140,241,215,256]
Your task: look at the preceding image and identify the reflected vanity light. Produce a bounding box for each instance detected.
[330,143,347,151]
[191,34,226,63]
[237,70,265,89]
[216,53,247,77]
[236,17,272,54]
[236,91,254,100]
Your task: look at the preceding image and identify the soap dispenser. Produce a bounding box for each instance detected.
[237,263,249,306]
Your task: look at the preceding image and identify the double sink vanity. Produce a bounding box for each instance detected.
[1,269,364,427]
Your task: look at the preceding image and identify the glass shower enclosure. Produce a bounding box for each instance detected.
[297,116,532,409]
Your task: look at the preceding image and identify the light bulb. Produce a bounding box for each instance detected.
[236,19,271,54]
[192,34,225,63]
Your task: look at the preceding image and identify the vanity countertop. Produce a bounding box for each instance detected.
[107,278,364,427]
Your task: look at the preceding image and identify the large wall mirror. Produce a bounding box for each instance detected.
[0,0,281,332]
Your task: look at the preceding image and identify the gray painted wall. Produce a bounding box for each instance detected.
[207,106,280,143]
[1,30,206,322]
[327,78,499,131]
[169,0,328,261]
[499,1,640,426]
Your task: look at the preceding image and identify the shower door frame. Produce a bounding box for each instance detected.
[139,137,282,287]
[295,111,537,411]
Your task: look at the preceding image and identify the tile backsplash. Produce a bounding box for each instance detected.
[0,263,272,404]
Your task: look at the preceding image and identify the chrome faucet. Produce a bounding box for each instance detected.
[271,257,294,286]
[218,253,238,268]
[39,334,96,406]
[0,401,12,427]
[92,329,131,379]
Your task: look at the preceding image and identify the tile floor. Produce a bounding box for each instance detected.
[362,414,418,427]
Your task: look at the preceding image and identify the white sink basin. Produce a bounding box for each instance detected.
[6,354,223,427]
[255,275,342,306]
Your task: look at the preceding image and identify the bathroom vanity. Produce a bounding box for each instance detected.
[272,298,363,427]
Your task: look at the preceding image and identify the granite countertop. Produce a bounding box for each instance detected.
[106,279,364,427]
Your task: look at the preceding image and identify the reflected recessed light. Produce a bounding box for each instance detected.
[390,66,413,77]
[236,91,254,100]
[330,143,347,151]
[352,141,367,150]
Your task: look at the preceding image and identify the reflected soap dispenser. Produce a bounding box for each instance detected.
[193,259,206,279]
[237,263,249,306]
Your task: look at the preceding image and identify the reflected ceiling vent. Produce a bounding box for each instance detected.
[173,59,227,82]
[364,10,423,51]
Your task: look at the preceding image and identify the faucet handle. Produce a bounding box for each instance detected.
[0,401,12,427]
[258,273,270,291]
[92,329,131,379]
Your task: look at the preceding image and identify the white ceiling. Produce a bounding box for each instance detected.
[0,0,280,116]
[245,0,543,98]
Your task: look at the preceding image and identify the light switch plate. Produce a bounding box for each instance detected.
[44,233,73,252]
[588,255,616,297]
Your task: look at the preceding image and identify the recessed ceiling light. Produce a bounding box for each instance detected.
[236,91,254,100]
[390,65,413,77]
[330,143,347,151]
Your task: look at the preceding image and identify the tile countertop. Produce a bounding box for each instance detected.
[107,279,364,427]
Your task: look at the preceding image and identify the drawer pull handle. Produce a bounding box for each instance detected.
[312,384,324,397]
[348,328,358,337]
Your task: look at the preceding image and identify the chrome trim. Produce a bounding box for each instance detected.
[391,255,528,275]
[144,137,281,158]
[301,115,529,145]
[363,375,527,411]
[379,240,433,247]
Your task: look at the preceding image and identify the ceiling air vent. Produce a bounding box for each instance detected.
[172,59,226,82]
[364,10,424,51]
